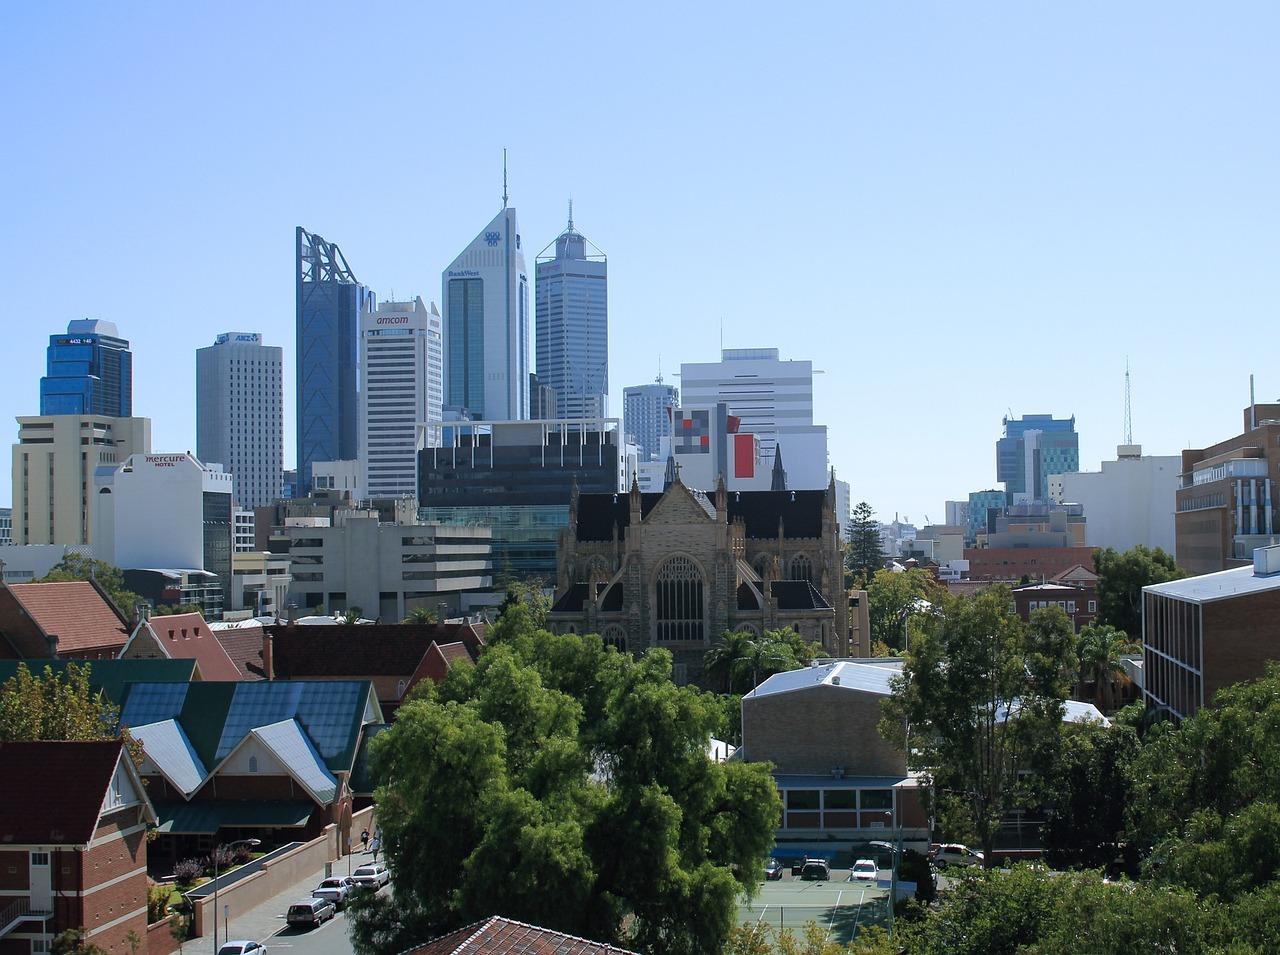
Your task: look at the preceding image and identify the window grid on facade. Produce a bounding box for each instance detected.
[655,556,704,642]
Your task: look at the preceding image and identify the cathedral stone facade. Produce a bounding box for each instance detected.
[548,474,848,683]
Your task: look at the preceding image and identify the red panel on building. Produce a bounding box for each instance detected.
[734,434,755,478]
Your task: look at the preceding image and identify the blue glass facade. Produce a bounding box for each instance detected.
[995,414,1078,500]
[446,277,485,412]
[535,219,607,419]
[967,489,1009,541]
[39,320,132,416]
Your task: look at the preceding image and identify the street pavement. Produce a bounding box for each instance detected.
[211,847,385,955]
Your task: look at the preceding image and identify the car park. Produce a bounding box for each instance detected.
[217,943,265,955]
[800,859,831,881]
[351,861,391,890]
[286,897,336,928]
[931,843,984,868]
[764,859,784,881]
[850,859,878,881]
[312,876,357,908]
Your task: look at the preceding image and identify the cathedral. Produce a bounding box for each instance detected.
[548,472,848,684]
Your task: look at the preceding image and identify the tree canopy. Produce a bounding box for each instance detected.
[703,628,813,694]
[38,553,142,617]
[1093,545,1184,639]
[865,568,946,654]
[844,501,885,587]
[0,662,122,743]
[353,613,780,955]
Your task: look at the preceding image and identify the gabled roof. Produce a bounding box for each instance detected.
[131,718,208,797]
[211,624,267,680]
[573,488,828,542]
[0,740,152,845]
[404,642,477,697]
[1,581,131,654]
[0,658,195,705]
[350,723,388,796]
[208,718,338,804]
[1012,582,1085,594]
[1052,564,1099,583]
[125,612,243,681]
[402,916,638,955]
[267,623,484,679]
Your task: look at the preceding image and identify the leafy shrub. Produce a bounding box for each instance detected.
[172,858,202,885]
[147,884,171,923]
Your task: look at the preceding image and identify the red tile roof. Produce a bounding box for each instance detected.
[212,625,267,680]
[403,917,637,955]
[144,612,243,681]
[0,740,125,844]
[267,624,483,680]
[404,641,476,696]
[5,582,131,655]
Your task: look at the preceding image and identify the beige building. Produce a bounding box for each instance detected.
[10,415,151,546]
[548,474,848,683]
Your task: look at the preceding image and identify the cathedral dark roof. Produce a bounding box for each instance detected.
[573,488,828,543]
[770,580,833,611]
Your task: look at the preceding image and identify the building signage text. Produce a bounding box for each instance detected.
[145,454,187,467]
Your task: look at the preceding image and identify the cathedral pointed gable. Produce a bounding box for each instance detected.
[641,481,717,526]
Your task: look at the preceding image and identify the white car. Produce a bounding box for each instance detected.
[351,861,391,889]
[932,843,984,868]
[312,876,356,908]
[850,859,878,881]
[217,943,266,955]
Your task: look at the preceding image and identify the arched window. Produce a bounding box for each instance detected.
[601,624,627,652]
[248,755,259,773]
[656,556,704,642]
[789,554,813,582]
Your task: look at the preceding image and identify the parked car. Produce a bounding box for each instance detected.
[351,861,391,890]
[931,843,984,868]
[800,859,831,881]
[217,943,265,955]
[764,859,784,881]
[850,859,878,881]
[286,897,335,928]
[312,876,357,909]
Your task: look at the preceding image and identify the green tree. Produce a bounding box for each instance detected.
[703,629,804,694]
[38,553,142,618]
[1093,545,1184,640]
[153,603,202,616]
[1074,623,1135,712]
[403,606,436,624]
[355,617,780,955]
[880,592,1077,863]
[339,606,365,624]
[0,662,121,742]
[1040,721,1139,871]
[865,568,944,653]
[52,928,107,955]
[845,501,885,586]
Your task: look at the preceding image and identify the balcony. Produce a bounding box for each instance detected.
[1181,458,1269,489]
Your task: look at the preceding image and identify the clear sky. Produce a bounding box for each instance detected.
[2,2,1277,523]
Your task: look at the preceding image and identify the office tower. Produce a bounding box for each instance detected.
[996,414,1079,502]
[679,348,829,488]
[966,489,1009,542]
[296,227,374,494]
[39,319,133,417]
[196,332,283,509]
[623,379,678,461]
[535,205,608,419]
[359,297,442,499]
[11,415,151,546]
[442,204,529,420]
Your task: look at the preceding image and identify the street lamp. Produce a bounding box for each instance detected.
[212,838,261,952]
[882,806,902,938]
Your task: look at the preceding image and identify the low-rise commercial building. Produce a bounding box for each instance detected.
[964,546,1095,583]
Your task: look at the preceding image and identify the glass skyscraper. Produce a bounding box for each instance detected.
[535,206,608,419]
[996,413,1079,502]
[39,319,132,416]
[296,227,374,493]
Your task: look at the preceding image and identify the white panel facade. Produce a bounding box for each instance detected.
[1059,448,1180,554]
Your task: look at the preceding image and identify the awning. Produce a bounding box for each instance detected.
[152,801,315,834]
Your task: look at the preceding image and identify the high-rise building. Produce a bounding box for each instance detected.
[1059,445,1180,555]
[296,227,374,494]
[966,488,1009,543]
[39,320,132,417]
[623,379,679,461]
[996,414,1079,502]
[442,205,529,420]
[196,332,283,509]
[678,348,829,488]
[11,415,151,546]
[359,297,442,499]
[535,205,608,419]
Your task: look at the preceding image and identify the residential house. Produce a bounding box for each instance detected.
[1011,582,1097,632]
[0,740,156,955]
[118,612,242,681]
[402,916,639,955]
[0,581,132,660]
[0,658,195,707]
[208,621,268,681]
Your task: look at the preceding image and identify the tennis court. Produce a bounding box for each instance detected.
[738,876,891,944]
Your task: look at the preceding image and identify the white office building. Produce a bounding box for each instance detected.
[678,348,829,489]
[195,332,283,509]
[359,298,442,498]
[835,479,851,542]
[1058,444,1180,554]
[623,379,678,461]
[443,205,529,421]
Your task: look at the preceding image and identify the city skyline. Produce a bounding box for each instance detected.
[2,3,1278,521]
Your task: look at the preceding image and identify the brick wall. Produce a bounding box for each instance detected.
[1203,589,1280,705]
[964,546,1096,582]
[82,814,149,955]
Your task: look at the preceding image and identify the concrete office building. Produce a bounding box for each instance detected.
[443,203,529,420]
[285,516,492,621]
[196,331,283,509]
[92,452,234,616]
[535,206,608,419]
[296,227,375,493]
[230,550,292,617]
[234,509,256,552]
[679,348,829,488]
[1058,445,1180,555]
[1175,403,1280,576]
[945,500,970,532]
[997,414,1079,503]
[834,479,851,543]
[0,507,9,546]
[623,378,678,461]
[39,319,132,417]
[0,543,91,583]
[11,415,151,546]
[311,459,362,500]
[360,298,443,498]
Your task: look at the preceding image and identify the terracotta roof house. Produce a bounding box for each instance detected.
[264,623,485,716]
[118,611,243,680]
[0,658,196,705]
[402,917,638,955]
[0,740,156,953]
[120,679,383,864]
[209,622,268,680]
[404,641,476,695]
[0,581,131,660]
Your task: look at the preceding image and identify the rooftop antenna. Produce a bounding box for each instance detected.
[1123,358,1133,444]
[720,316,724,352]
[1251,373,1257,429]
[656,353,663,385]
[567,197,574,232]
[502,148,508,209]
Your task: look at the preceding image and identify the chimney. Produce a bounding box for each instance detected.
[261,629,274,680]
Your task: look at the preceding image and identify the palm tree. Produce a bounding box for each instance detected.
[733,635,796,693]
[704,630,797,694]
[339,606,365,625]
[403,606,436,625]
[1076,624,1132,713]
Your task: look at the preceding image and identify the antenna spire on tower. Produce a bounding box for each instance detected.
[502,148,508,209]
[1124,358,1133,444]
[567,197,574,232]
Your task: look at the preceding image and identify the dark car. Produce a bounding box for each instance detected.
[800,859,831,881]
[764,859,784,881]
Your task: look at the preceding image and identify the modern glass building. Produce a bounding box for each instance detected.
[535,206,608,419]
[996,414,1079,502]
[623,379,678,461]
[39,319,132,417]
[296,228,374,493]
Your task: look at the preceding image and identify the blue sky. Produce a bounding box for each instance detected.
[2,2,1277,522]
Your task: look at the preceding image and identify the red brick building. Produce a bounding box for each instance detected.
[0,741,156,955]
[0,582,131,660]
[963,546,1095,583]
[1011,581,1098,631]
